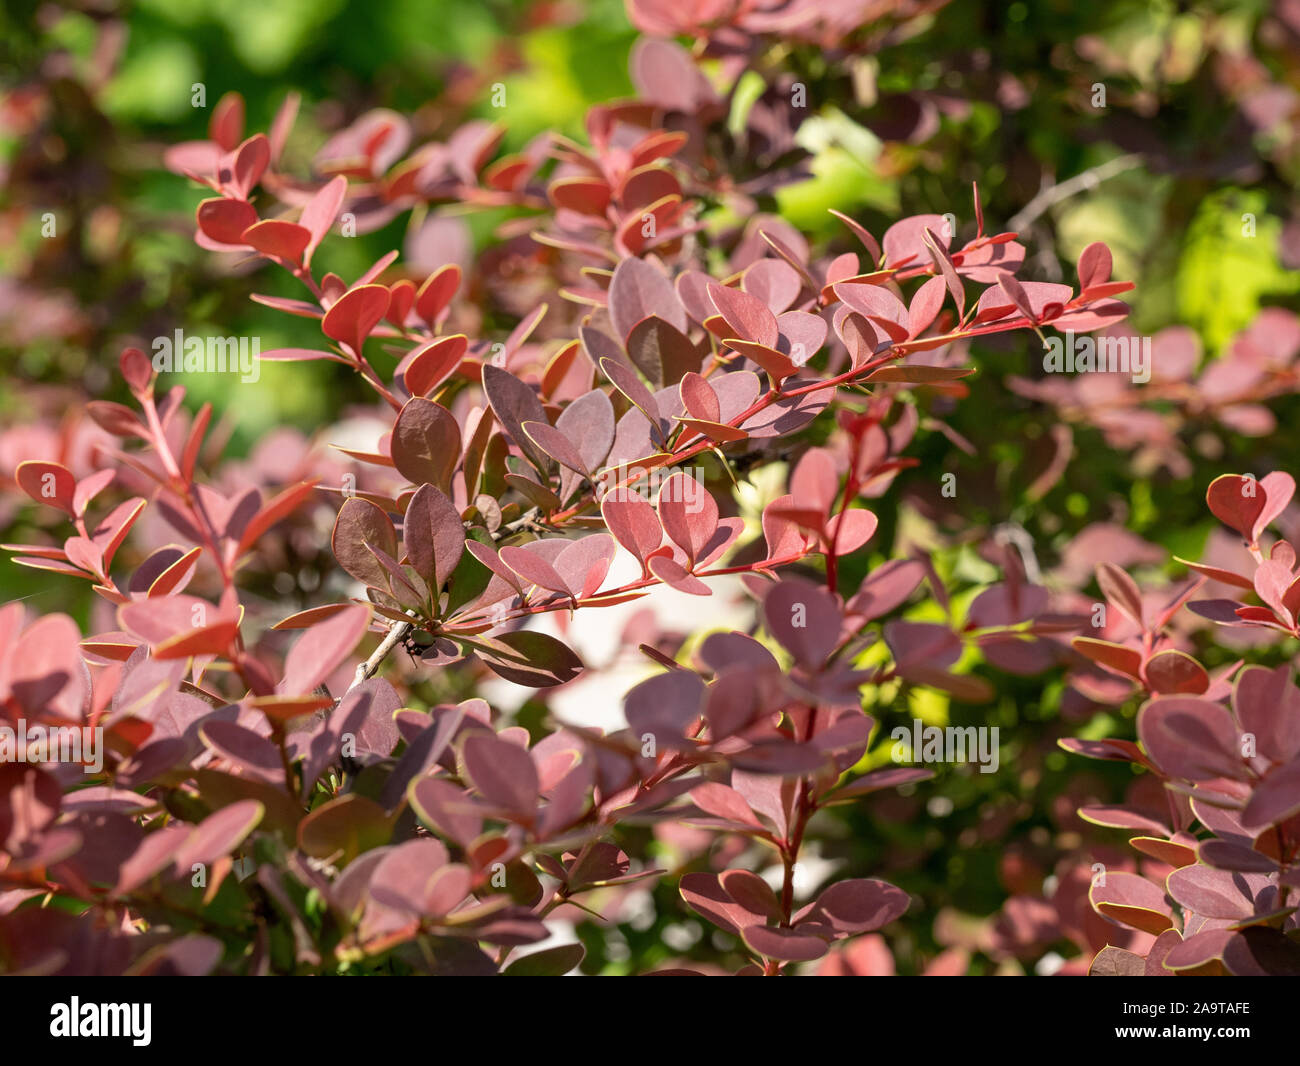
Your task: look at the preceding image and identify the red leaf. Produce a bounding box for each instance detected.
[656,471,716,566]
[690,783,765,831]
[237,480,320,558]
[321,284,389,356]
[600,492,663,571]
[726,339,799,384]
[554,533,616,599]
[209,92,245,151]
[1206,474,1266,542]
[402,334,467,397]
[679,872,754,937]
[499,544,568,595]
[16,460,76,516]
[1254,471,1296,542]
[1077,241,1113,288]
[228,134,270,198]
[523,420,588,476]
[1090,871,1175,935]
[300,175,347,267]
[708,282,779,348]
[1072,637,1143,679]
[240,219,310,262]
[415,265,461,325]
[882,213,948,267]
[549,175,611,216]
[647,553,710,595]
[196,197,257,247]
[721,869,782,922]
[847,560,925,621]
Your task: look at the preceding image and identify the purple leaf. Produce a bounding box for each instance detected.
[1223,926,1300,976]
[624,670,706,745]
[522,419,588,476]
[555,388,615,481]
[741,924,828,962]
[1233,665,1300,764]
[475,630,583,688]
[679,871,756,937]
[409,774,482,845]
[720,869,782,922]
[462,732,538,817]
[1138,696,1247,783]
[404,483,464,593]
[798,878,910,936]
[608,257,687,339]
[391,398,461,492]
[368,837,449,915]
[482,364,551,473]
[1090,871,1175,935]
[763,578,841,668]
[1241,759,1300,830]
[626,317,702,388]
[200,721,281,782]
[1166,866,1262,919]
[279,603,371,695]
[742,259,801,314]
[332,498,398,589]
[690,782,765,830]
[174,800,264,871]
[599,357,670,449]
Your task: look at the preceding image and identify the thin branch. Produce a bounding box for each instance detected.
[1006,153,1143,234]
[348,619,412,693]
[494,506,544,539]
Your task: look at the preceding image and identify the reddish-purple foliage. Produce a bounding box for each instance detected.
[987,473,1300,976]
[0,58,1170,975]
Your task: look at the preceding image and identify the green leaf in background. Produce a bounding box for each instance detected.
[490,22,635,147]
[1175,188,1300,352]
[778,111,898,233]
[101,34,200,122]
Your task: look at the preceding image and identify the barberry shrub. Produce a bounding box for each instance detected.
[1,15,1292,977]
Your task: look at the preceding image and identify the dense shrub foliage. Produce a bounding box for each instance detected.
[1,0,1297,976]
